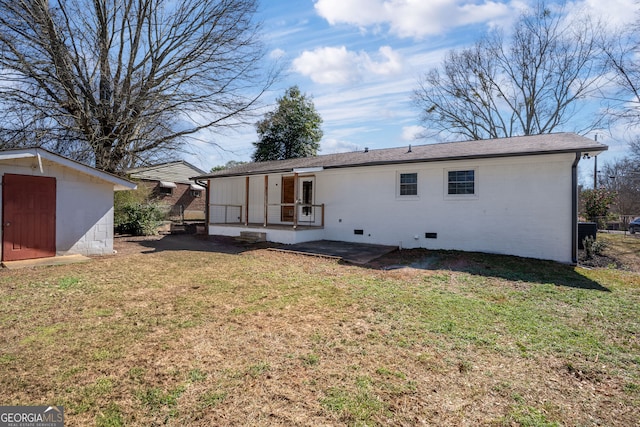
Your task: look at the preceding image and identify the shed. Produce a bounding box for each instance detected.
[0,148,136,262]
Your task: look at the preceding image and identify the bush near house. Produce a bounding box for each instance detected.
[115,203,165,236]
[114,185,165,235]
[581,187,617,228]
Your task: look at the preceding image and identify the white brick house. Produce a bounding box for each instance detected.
[196,133,607,264]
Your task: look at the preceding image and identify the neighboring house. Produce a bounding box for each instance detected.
[0,148,136,262]
[195,133,608,264]
[127,161,207,221]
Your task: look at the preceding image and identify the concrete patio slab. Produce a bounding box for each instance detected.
[2,254,91,270]
[269,240,398,264]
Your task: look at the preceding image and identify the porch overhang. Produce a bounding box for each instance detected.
[293,167,324,174]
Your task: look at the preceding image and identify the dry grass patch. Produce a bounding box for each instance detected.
[598,233,640,272]
[0,241,639,426]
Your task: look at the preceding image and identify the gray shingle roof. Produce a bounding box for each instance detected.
[127,161,207,184]
[196,133,607,179]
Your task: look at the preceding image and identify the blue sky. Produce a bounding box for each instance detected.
[184,0,639,183]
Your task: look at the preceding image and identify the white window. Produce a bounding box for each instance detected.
[445,168,478,198]
[397,172,418,197]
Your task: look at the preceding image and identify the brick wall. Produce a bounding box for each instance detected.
[143,181,206,221]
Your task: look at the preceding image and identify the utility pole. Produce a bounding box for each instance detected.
[593,134,598,189]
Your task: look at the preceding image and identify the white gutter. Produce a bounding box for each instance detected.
[293,167,324,173]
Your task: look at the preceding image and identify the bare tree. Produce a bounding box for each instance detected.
[601,25,640,129]
[0,0,276,172]
[631,138,640,161]
[413,2,608,141]
[599,157,640,219]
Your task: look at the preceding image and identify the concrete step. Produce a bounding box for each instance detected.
[236,231,267,243]
[2,254,90,270]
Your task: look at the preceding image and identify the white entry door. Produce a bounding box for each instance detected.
[298,176,315,223]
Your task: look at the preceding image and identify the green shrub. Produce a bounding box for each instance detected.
[114,183,165,236]
[581,188,616,226]
[116,202,165,236]
[582,235,607,259]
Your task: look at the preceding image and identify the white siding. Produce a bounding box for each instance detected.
[209,176,245,223]
[248,176,264,224]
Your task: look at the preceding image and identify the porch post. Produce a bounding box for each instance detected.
[293,172,299,229]
[245,176,249,226]
[264,175,268,227]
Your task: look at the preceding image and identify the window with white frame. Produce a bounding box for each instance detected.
[447,169,475,195]
[399,172,418,196]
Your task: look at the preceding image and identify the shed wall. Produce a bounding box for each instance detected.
[0,158,115,258]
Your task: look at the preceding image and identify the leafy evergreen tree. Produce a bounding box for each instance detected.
[210,160,248,172]
[252,86,322,161]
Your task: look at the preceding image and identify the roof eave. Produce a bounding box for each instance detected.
[195,145,608,178]
[0,148,137,190]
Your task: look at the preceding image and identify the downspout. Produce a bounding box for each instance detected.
[264,175,268,227]
[245,177,249,226]
[195,179,209,235]
[572,153,580,264]
[293,172,299,229]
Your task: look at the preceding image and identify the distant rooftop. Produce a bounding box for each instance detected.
[128,160,207,184]
[196,133,607,179]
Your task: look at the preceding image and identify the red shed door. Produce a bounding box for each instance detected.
[2,174,56,261]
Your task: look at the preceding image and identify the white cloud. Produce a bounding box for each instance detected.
[402,125,425,141]
[314,0,512,39]
[366,46,402,75]
[319,137,361,153]
[293,46,362,84]
[269,48,286,59]
[314,0,386,27]
[292,45,403,84]
[577,0,638,27]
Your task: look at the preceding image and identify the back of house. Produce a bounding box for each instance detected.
[196,133,607,264]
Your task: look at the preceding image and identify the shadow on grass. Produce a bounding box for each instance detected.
[118,234,281,255]
[373,249,611,292]
[120,235,609,292]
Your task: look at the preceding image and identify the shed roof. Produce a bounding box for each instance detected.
[0,148,137,191]
[196,133,607,179]
[127,160,207,184]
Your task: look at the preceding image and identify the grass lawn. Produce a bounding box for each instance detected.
[0,235,639,426]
